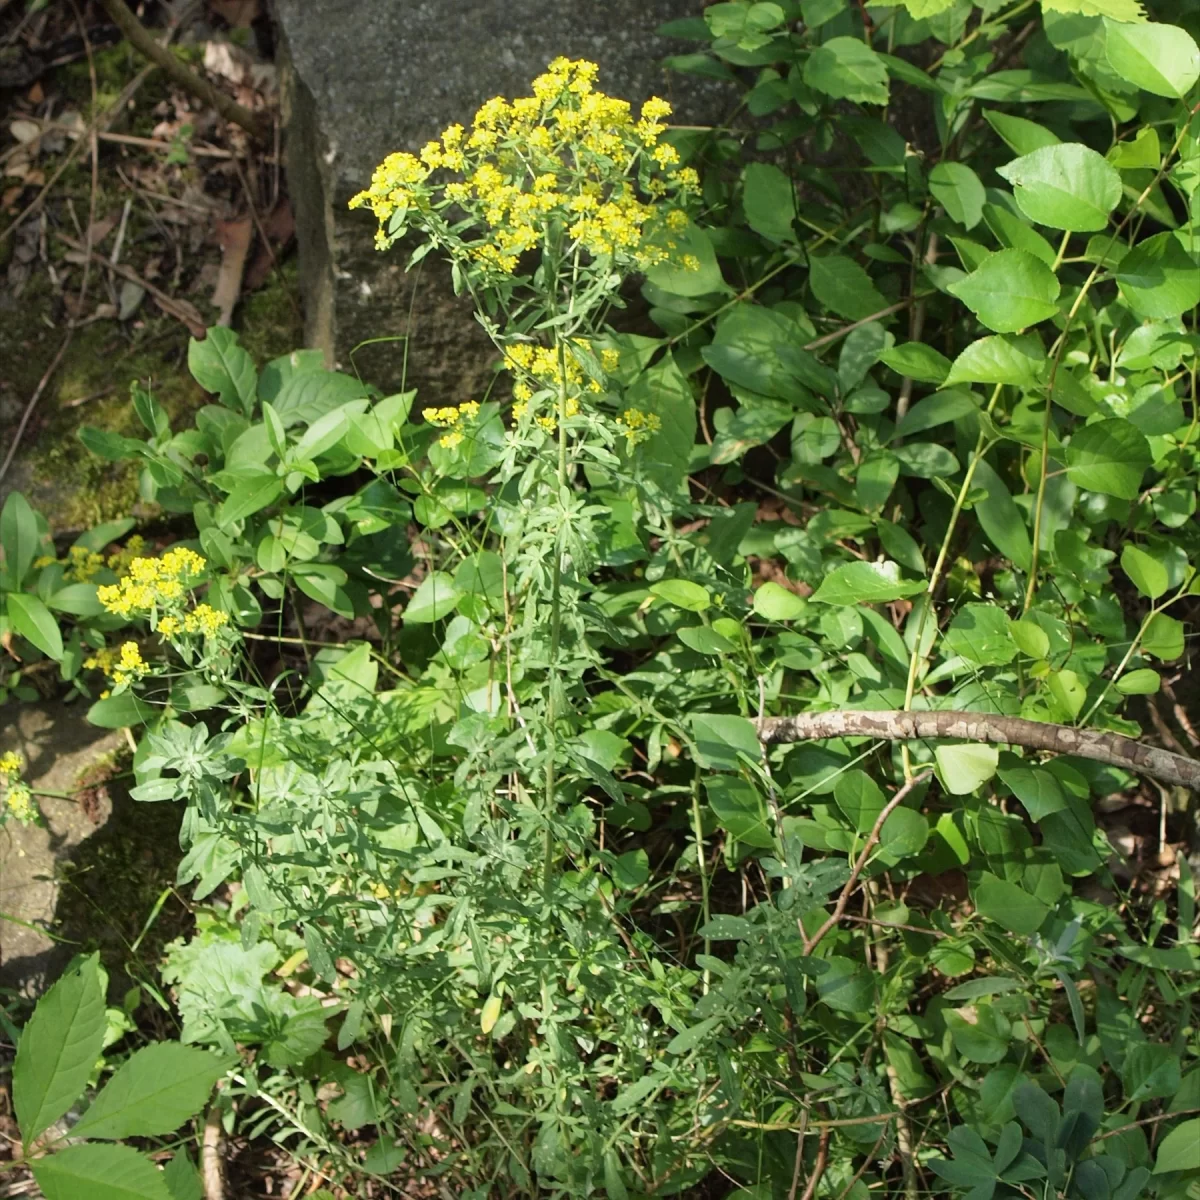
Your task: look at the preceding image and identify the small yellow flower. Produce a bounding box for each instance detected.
[4,783,34,823]
[600,348,621,372]
[0,751,23,778]
[32,555,56,569]
[182,604,228,636]
[157,615,181,637]
[616,407,661,447]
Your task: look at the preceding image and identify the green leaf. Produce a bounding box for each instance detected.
[944,604,1016,666]
[708,775,775,846]
[804,37,890,105]
[625,354,697,491]
[6,592,63,661]
[1114,232,1200,319]
[187,328,257,416]
[273,369,366,428]
[650,579,711,612]
[1041,0,1144,20]
[945,334,1045,388]
[711,398,794,463]
[812,560,926,606]
[815,957,875,1012]
[1065,419,1152,499]
[666,1016,722,1055]
[895,390,976,436]
[689,713,761,771]
[879,343,952,384]
[998,759,1067,820]
[32,1143,172,1200]
[1104,20,1200,98]
[404,572,460,623]
[14,954,107,1146]
[752,581,808,621]
[1153,1118,1200,1173]
[973,460,1034,571]
[162,1152,203,1200]
[612,849,651,889]
[1116,668,1160,695]
[834,769,885,833]
[87,691,156,729]
[71,1044,228,1140]
[935,744,1000,795]
[742,162,795,243]
[929,162,986,230]
[217,475,284,527]
[1120,544,1169,599]
[808,254,888,320]
[974,873,1051,935]
[948,250,1061,333]
[644,222,725,297]
[997,143,1122,232]
[945,1004,1012,1063]
[678,625,738,655]
[1142,613,1184,661]
[983,110,1061,156]
[0,490,39,591]
[1009,618,1050,659]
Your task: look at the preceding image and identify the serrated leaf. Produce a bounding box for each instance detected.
[1114,232,1200,320]
[808,254,889,320]
[32,1144,173,1200]
[804,37,890,105]
[945,334,1045,388]
[15,954,107,1146]
[1041,0,1144,19]
[71,1044,228,1140]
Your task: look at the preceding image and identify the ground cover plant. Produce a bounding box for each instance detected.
[2,0,1200,1196]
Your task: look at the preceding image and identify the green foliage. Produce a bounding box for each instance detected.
[10,954,222,1197]
[4,0,1200,1194]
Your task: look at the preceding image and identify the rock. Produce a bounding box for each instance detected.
[274,0,721,402]
[0,702,122,996]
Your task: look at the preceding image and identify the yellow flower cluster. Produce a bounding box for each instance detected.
[85,641,149,691]
[97,548,206,618]
[31,535,149,583]
[107,534,146,578]
[423,401,481,449]
[350,57,698,273]
[183,604,228,636]
[0,751,33,823]
[616,408,662,447]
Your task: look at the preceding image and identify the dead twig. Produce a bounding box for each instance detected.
[55,232,206,337]
[99,0,270,142]
[758,710,1200,791]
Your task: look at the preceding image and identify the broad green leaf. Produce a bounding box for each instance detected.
[72,1044,228,1140]
[0,490,39,591]
[752,581,808,621]
[944,604,1016,666]
[811,560,927,605]
[666,1015,722,1055]
[945,1005,1012,1063]
[644,222,725,297]
[6,592,63,661]
[944,335,1045,388]
[1115,232,1200,319]
[1108,126,1161,170]
[1153,1118,1200,1173]
[689,713,761,771]
[1142,613,1184,661]
[625,354,697,491]
[998,759,1066,820]
[804,37,890,105]
[815,957,875,1012]
[879,343,952,384]
[32,1144,172,1200]
[187,328,256,416]
[1065,419,1152,499]
[982,202,1058,266]
[1121,544,1169,599]
[273,370,366,428]
[710,398,794,463]
[997,143,1122,231]
[14,954,107,1146]
[612,849,651,889]
[87,691,156,729]
[1009,618,1049,659]
[162,1153,202,1200]
[895,390,977,436]
[880,807,929,859]
[808,254,889,320]
[742,162,795,243]
[1041,0,1144,19]
[650,579,711,612]
[834,769,885,833]
[935,744,1000,795]
[856,451,899,509]
[1104,20,1200,98]
[983,110,1061,155]
[706,776,774,847]
[948,249,1061,333]
[974,873,1050,935]
[217,475,284,527]
[404,572,460,623]
[678,625,738,655]
[1116,668,1160,695]
[929,162,986,230]
[973,460,1033,571]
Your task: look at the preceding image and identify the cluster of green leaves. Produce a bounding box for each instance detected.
[2,0,1200,1193]
[7,954,225,1199]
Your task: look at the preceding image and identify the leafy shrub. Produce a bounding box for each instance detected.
[1,7,1199,1198]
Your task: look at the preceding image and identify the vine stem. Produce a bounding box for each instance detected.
[690,768,712,991]
[900,383,1002,778]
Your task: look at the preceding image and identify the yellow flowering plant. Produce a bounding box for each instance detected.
[0,750,36,825]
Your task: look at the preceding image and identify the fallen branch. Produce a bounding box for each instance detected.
[99,0,270,142]
[757,710,1200,791]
